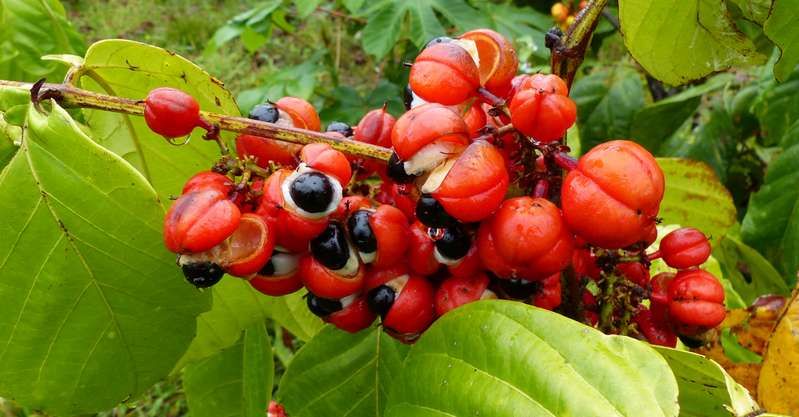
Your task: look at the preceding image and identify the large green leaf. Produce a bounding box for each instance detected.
[618,0,764,85]
[361,0,487,58]
[659,106,739,183]
[180,279,323,366]
[753,68,799,145]
[72,39,240,202]
[385,300,679,417]
[277,326,410,417]
[763,0,799,82]
[657,158,737,242]
[0,86,29,169]
[714,233,791,304]
[0,101,209,415]
[184,322,274,417]
[631,74,732,152]
[741,123,799,279]
[730,0,772,24]
[570,65,645,152]
[0,0,86,82]
[654,347,761,417]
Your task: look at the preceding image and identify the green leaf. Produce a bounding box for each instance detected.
[184,322,274,417]
[277,326,410,417]
[570,65,646,152]
[482,3,550,62]
[180,279,323,367]
[654,347,761,417]
[659,106,739,183]
[631,74,732,152]
[72,40,240,202]
[0,102,209,415]
[295,0,323,17]
[729,0,772,24]
[720,328,763,364]
[618,0,764,85]
[0,85,29,169]
[657,158,737,243]
[741,126,799,278]
[385,300,679,417]
[714,233,791,304]
[763,0,799,82]
[361,0,484,59]
[0,0,86,82]
[753,68,799,145]
[204,1,282,53]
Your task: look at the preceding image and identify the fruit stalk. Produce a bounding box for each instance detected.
[549,0,609,88]
[0,79,392,162]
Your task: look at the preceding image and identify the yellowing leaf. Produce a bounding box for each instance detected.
[759,285,799,415]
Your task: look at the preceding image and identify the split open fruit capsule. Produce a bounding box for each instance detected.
[459,29,518,98]
[409,42,480,105]
[365,266,436,342]
[347,205,410,268]
[249,250,303,296]
[306,293,376,333]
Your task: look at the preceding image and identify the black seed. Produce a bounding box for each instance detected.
[258,259,275,276]
[326,121,353,137]
[387,152,416,184]
[679,335,704,348]
[182,261,224,288]
[248,103,280,123]
[416,194,455,228]
[498,279,539,300]
[289,171,334,213]
[348,210,377,254]
[423,36,454,49]
[403,84,414,110]
[306,293,343,317]
[310,222,350,270]
[434,223,471,261]
[367,285,396,317]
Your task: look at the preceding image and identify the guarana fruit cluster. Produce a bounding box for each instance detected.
[146,28,726,346]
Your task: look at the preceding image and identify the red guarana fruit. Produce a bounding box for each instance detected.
[325,296,376,333]
[144,87,205,138]
[659,227,711,269]
[275,96,321,131]
[561,140,665,249]
[634,307,677,347]
[249,251,304,296]
[459,29,519,98]
[391,103,470,176]
[164,190,241,254]
[509,74,576,142]
[667,269,726,334]
[435,273,495,315]
[532,273,562,310]
[182,171,232,195]
[298,253,365,299]
[410,42,480,105]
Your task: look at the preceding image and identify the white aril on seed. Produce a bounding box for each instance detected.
[451,39,480,69]
[480,289,498,300]
[409,89,429,109]
[420,157,457,194]
[270,251,300,276]
[340,293,358,309]
[281,163,343,219]
[433,245,463,266]
[331,240,361,277]
[275,108,295,127]
[385,274,410,294]
[403,141,462,176]
[358,250,377,264]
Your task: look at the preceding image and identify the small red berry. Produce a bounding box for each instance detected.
[532,273,562,311]
[634,307,677,347]
[667,269,726,334]
[144,87,204,138]
[164,189,241,254]
[435,273,495,316]
[182,171,231,195]
[660,227,711,269]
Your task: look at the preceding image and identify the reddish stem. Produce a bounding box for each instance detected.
[646,250,662,261]
[533,179,549,198]
[553,152,578,171]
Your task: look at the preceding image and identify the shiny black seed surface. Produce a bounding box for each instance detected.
[182,261,225,288]
[258,259,275,276]
[367,285,395,317]
[423,36,454,49]
[289,171,334,213]
[348,210,377,254]
[387,152,416,184]
[310,222,350,270]
[434,223,471,260]
[403,85,414,110]
[416,194,455,228]
[306,293,343,317]
[248,104,280,123]
[326,121,353,137]
[498,279,539,300]
[679,335,704,349]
